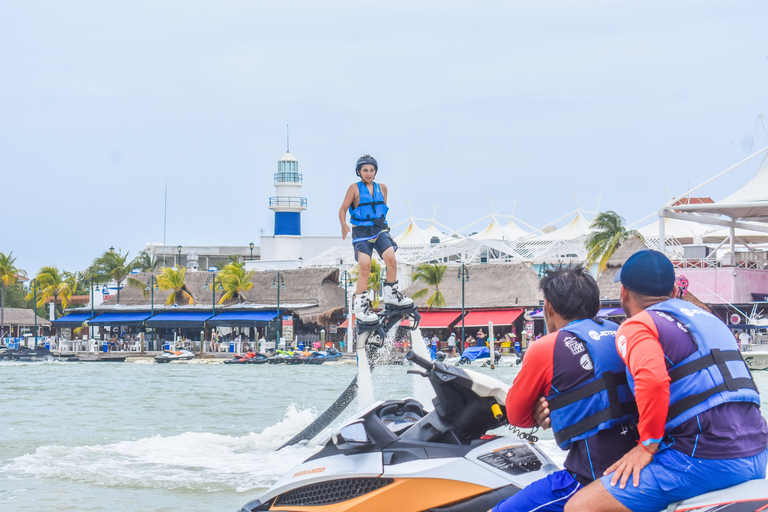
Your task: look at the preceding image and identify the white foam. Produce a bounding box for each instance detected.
[3,404,320,493]
[410,327,436,408]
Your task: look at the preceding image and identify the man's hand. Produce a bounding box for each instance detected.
[604,443,656,489]
[341,223,350,240]
[533,396,551,429]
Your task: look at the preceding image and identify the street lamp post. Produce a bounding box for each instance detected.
[339,270,352,351]
[145,274,157,354]
[249,242,254,261]
[205,269,223,357]
[457,263,470,353]
[272,272,286,348]
[30,279,39,348]
[177,245,182,267]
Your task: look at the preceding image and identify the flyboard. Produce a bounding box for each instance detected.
[278,305,421,450]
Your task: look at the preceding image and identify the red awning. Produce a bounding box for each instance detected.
[338,310,463,330]
[460,309,523,327]
[417,310,464,329]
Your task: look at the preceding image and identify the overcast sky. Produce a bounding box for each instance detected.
[2,1,767,276]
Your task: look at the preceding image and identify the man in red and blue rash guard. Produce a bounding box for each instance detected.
[566,250,768,512]
[492,264,638,512]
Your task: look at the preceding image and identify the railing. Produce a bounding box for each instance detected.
[672,259,768,270]
[274,172,303,184]
[269,197,308,208]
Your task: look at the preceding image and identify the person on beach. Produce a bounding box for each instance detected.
[338,154,413,323]
[565,250,768,512]
[492,264,639,512]
[476,329,487,347]
[446,332,456,356]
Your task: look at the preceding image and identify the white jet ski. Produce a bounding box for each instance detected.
[154,349,195,363]
[240,351,768,512]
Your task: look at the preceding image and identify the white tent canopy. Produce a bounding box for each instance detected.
[393,221,453,245]
[669,146,768,225]
[470,216,529,241]
[528,213,592,242]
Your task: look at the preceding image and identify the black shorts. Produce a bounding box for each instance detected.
[351,226,398,261]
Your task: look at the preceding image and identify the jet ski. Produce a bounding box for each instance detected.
[240,351,768,512]
[224,352,269,364]
[154,349,195,363]
[0,346,70,362]
[304,348,343,365]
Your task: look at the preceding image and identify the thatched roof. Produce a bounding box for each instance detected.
[402,263,543,308]
[0,308,51,327]
[597,237,649,300]
[99,267,346,324]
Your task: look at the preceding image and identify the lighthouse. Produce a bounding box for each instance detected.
[268,150,307,259]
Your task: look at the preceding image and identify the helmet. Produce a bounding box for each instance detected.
[355,154,378,176]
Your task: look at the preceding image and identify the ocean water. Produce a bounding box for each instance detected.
[1,361,766,512]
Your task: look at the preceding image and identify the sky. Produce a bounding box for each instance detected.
[2,1,768,277]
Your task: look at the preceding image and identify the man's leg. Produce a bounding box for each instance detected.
[356,252,371,294]
[492,470,582,512]
[564,480,629,512]
[381,246,397,282]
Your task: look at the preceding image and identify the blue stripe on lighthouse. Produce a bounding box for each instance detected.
[274,212,301,236]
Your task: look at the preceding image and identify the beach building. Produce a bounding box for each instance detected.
[0,307,51,338]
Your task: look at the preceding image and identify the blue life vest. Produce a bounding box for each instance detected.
[630,299,759,433]
[547,318,638,450]
[349,181,388,227]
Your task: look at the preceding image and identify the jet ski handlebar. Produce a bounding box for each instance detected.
[404,350,433,371]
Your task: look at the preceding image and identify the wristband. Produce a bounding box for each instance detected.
[639,442,656,455]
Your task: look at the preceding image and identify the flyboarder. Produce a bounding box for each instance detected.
[339,154,415,328]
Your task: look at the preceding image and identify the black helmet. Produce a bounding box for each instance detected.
[355,154,378,176]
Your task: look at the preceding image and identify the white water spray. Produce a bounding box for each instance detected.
[409,327,436,408]
[356,337,375,407]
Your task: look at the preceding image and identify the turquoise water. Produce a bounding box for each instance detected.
[1,361,767,512]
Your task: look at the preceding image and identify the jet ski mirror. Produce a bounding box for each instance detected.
[333,420,374,453]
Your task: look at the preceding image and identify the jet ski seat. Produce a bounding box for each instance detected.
[377,399,427,435]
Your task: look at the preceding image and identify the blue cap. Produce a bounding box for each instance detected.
[356,154,378,175]
[613,249,676,296]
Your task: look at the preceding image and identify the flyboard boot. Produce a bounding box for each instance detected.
[380,279,421,333]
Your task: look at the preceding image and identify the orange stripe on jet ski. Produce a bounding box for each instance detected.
[269,478,490,511]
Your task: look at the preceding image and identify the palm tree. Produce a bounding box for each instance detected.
[131,252,161,272]
[28,266,78,316]
[88,249,133,304]
[411,263,448,308]
[213,255,244,270]
[585,211,644,274]
[218,263,256,304]
[0,252,27,338]
[157,267,194,305]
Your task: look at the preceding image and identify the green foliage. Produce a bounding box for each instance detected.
[0,251,27,332]
[27,266,78,316]
[157,267,194,305]
[218,263,255,304]
[87,249,133,304]
[585,211,644,274]
[412,263,447,308]
[132,252,161,272]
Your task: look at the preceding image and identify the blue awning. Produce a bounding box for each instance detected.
[88,312,153,326]
[208,311,278,327]
[52,311,94,327]
[530,309,544,319]
[146,311,213,328]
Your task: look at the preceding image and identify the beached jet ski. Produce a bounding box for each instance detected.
[154,349,195,363]
[304,348,343,365]
[0,346,73,362]
[224,352,269,364]
[241,351,768,512]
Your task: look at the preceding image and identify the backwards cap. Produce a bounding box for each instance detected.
[356,154,378,176]
[613,249,676,296]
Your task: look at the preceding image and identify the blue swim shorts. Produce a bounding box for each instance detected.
[601,446,768,512]
[351,226,397,261]
[493,470,583,512]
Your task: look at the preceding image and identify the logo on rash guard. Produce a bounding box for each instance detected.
[589,331,601,340]
[580,354,594,371]
[617,335,627,358]
[564,336,586,355]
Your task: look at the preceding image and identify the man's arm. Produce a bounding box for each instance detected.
[505,334,555,428]
[605,315,668,488]
[380,183,388,204]
[339,184,357,240]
